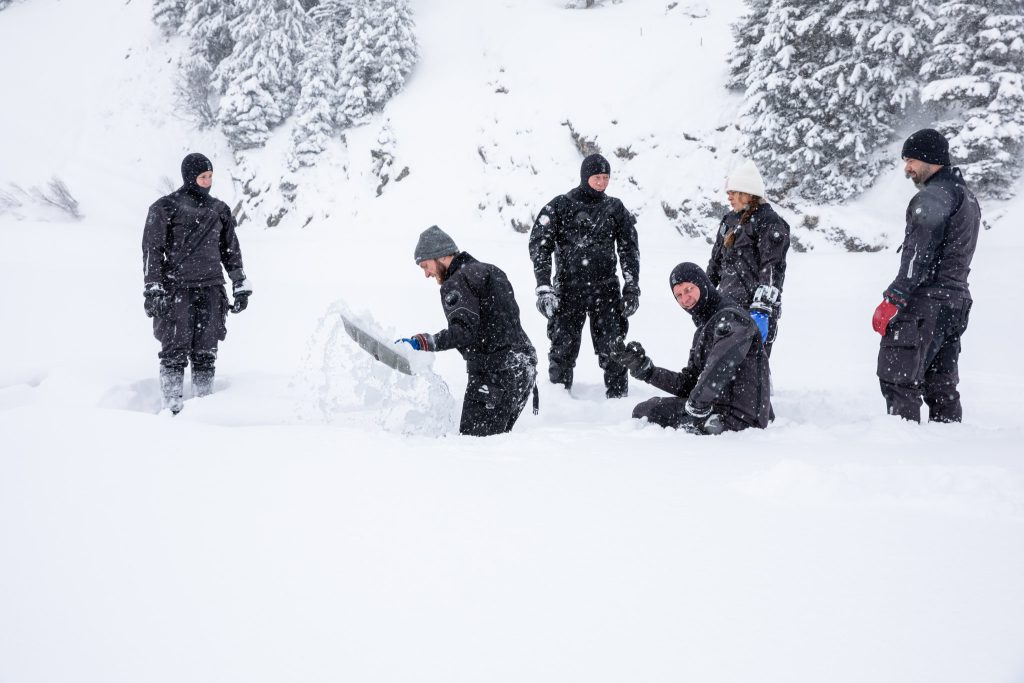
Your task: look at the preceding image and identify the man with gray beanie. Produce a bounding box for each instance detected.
[141,152,252,414]
[399,226,537,436]
[529,153,641,398]
[872,128,981,423]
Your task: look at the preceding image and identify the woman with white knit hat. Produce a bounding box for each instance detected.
[706,159,791,356]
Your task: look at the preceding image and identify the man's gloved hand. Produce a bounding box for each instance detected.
[873,288,907,335]
[396,333,434,351]
[751,284,780,313]
[701,414,725,435]
[536,285,559,319]
[683,399,724,435]
[872,300,899,335]
[231,278,253,315]
[609,338,654,380]
[621,289,640,318]
[749,310,769,343]
[143,284,171,319]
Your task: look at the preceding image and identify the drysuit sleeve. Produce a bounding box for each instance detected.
[706,218,727,287]
[218,205,246,282]
[142,199,172,288]
[646,363,700,398]
[756,214,790,292]
[529,198,561,288]
[615,202,641,295]
[433,270,483,351]
[884,190,951,305]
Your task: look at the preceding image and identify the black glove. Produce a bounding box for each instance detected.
[750,284,780,313]
[231,278,252,314]
[536,285,559,319]
[610,338,653,380]
[621,290,640,318]
[143,284,171,319]
[231,293,249,314]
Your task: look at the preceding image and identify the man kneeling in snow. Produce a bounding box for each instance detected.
[398,226,537,436]
[610,263,771,435]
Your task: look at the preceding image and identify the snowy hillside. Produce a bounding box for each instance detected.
[2,1,1023,682]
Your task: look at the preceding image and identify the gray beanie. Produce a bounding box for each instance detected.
[414,225,459,263]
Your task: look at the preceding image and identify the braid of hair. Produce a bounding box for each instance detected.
[724,196,763,249]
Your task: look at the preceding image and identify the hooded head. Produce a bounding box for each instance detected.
[579,153,611,200]
[414,225,459,264]
[726,159,766,198]
[901,128,950,166]
[580,153,610,184]
[181,153,213,196]
[669,262,720,327]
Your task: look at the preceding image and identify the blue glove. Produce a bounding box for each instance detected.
[749,311,769,344]
[395,333,434,351]
[396,337,421,351]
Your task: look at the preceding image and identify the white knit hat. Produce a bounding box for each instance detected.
[726,159,766,197]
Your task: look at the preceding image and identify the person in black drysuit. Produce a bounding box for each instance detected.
[872,128,981,423]
[610,262,771,434]
[707,159,790,356]
[529,153,640,398]
[399,226,537,436]
[141,153,252,414]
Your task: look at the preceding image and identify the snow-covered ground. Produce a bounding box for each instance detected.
[2,1,1023,682]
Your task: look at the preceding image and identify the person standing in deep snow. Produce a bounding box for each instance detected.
[141,152,252,414]
[528,153,640,398]
[706,159,790,356]
[872,128,980,423]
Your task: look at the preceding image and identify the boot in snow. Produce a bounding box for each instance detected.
[192,368,215,398]
[159,365,185,415]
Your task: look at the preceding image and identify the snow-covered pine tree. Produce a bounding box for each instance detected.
[175,55,218,128]
[726,0,770,90]
[182,0,237,68]
[153,0,187,36]
[921,1,1024,199]
[170,1,238,130]
[215,0,311,149]
[336,0,418,127]
[309,0,356,46]
[734,0,930,202]
[288,29,340,169]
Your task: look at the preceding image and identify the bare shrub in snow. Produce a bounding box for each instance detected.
[34,178,82,220]
[174,56,217,129]
[0,178,82,221]
[561,120,601,156]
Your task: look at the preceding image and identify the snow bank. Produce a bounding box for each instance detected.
[297,300,456,437]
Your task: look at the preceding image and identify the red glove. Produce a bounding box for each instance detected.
[872,300,899,335]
